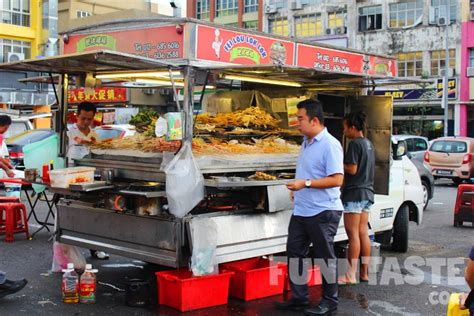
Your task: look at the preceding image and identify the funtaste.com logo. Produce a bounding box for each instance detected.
[266,255,468,306]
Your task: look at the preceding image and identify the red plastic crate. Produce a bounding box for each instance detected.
[156,269,233,312]
[220,257,287,301]
[284,265,322,291]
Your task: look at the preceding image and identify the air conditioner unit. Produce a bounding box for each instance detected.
[290,1,302,10]
[265,4,277,14]
[7,52,25,62]
[467,67,474,77]
[336,26,346,35]
[326,28,335,35]
[470,11,474,21]
[438,16,448,26]
[440,67,455,77]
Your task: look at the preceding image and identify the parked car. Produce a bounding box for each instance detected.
[94,124,136,141]
[6,129,56,170]
[424,137,474,185]
[392,136,434,210]
[392,135,429,163]
[2,113,53,140]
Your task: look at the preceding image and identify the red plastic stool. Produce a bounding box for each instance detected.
[0,197,21,226]
[0,203,29,242]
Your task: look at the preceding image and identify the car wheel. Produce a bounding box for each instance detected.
[453,178,462,186]
[421,180,430,210]
[391,205,409,253]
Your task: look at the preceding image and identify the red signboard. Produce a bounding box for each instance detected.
[196,25,295,66]
[296,44,365,74]
[63,25,184,60]
[68,88,128,104]
[367,56,397,77]
[296,44,397,77]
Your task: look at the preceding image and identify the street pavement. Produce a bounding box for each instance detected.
[0,180,472,315]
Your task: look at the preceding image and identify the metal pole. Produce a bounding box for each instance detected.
[443,3,450,137]
[182,66,195,143]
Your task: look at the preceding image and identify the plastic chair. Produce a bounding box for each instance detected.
[454,184,474,227]
[22,134,64,236]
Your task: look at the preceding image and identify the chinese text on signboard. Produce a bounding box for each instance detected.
[68,88,128,104]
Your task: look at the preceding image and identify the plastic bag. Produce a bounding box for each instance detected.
[51,242,86,272]
[163,142,204,218]
[189,217,218,276]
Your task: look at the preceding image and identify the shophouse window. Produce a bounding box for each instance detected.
[269,17,289,36]
[301,0,322,5]
[295,14,322,37]
[430,49,455,76]
[225,22,239,27]
[470,49,474,67]
[1,0,30,27]
[0,38,31,62]
[359,6,382,31]
[244,0,258,13]
[389,0,423,28]
[197,0,210,19]
[216,0,238,17]
[397,52,423,77]
[268,0,287,9]
[328,9,346,32]
[244,21,258,30]
[76,10,92,18]
[431,0,457,23]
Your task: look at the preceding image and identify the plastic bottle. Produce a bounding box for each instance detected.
[368,227,375,242]
[80,264,98,304]
[62,263,79,304]
[49,160,54,171]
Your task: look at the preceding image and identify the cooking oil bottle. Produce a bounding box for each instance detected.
[62,263,79,304]
[80,264,98,304]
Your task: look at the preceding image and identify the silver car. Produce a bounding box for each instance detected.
[392,135,429,163]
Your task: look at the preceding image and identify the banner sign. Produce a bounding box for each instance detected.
[296,44,396,76]
[436,78,457,99]
[68,88,128,104]
[196,25,295,66]
[63,25,184,60]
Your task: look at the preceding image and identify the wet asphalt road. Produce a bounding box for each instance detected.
[0,180,472,316]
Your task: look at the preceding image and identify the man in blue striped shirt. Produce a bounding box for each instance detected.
[275,99,343,316]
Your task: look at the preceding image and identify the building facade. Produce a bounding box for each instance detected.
[0,0,56,117]
[263,0,462,139]
[461,0,474,137]
[187,0,264,31]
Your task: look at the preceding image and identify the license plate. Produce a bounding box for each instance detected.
[436,170,452,175]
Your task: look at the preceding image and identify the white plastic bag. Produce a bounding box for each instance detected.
[189,217,218,276]
[163,142,204,218]
[52,242,86,272]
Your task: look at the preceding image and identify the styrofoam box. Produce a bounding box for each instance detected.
[49,167,96,188]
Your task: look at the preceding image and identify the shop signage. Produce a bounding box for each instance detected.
[63,25,184,60]
[296,44,396,76]
[68,87,128,104]
[436,78,457,99]
[373,89,437,100]
[196,25,295,66]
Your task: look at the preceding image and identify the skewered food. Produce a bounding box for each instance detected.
[196,107,280,130]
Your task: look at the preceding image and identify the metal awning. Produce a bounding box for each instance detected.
[0,50,178,75]
[206,65,430,89]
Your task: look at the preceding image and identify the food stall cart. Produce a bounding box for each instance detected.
[0,18,414,268]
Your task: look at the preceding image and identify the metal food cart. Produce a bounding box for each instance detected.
[0,18,409,268]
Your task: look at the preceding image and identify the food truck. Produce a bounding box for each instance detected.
[0,18,424,268]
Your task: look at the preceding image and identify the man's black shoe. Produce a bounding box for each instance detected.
[275,299,310,311]
[0,279,27,298]
[305,303,337,315]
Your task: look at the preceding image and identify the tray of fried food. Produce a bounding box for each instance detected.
[249,171,278,181]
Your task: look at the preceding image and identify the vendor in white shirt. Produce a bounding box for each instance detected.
[66,101,99,165]
[0,115,16,178]
[66,102,109,260]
